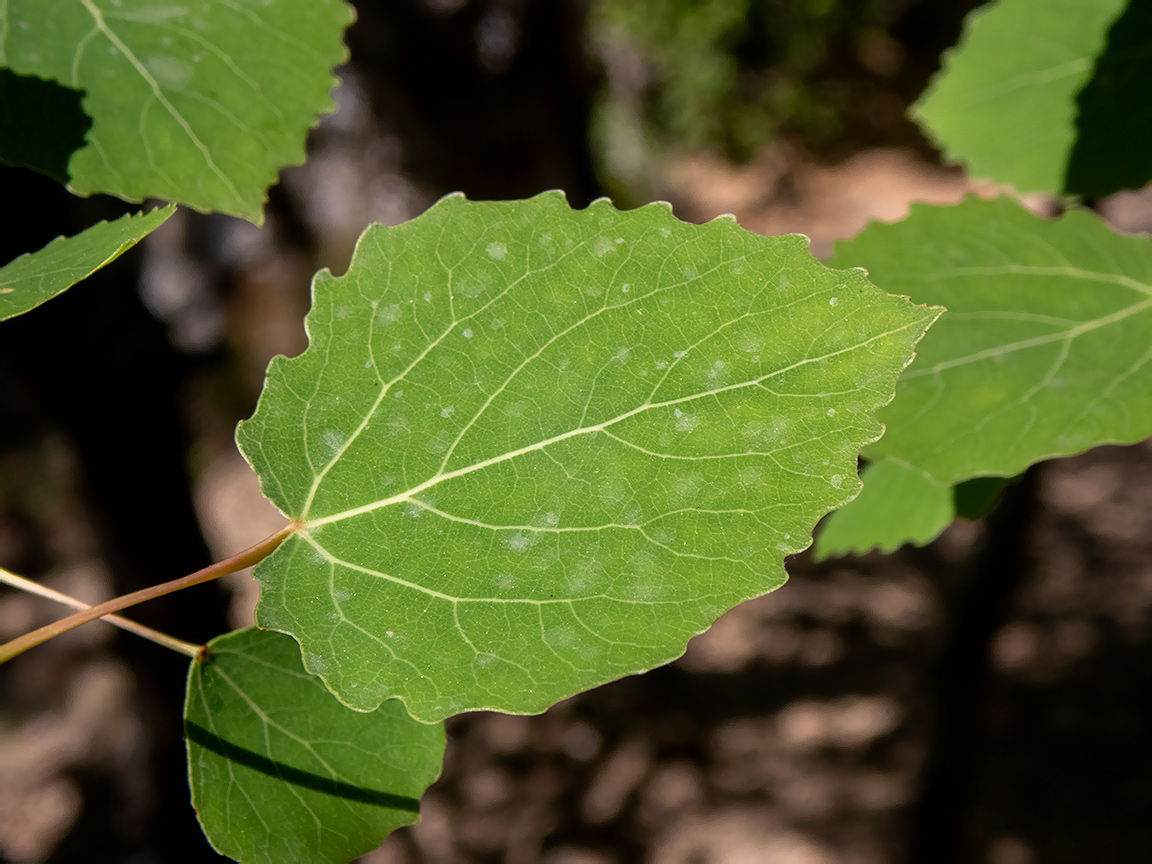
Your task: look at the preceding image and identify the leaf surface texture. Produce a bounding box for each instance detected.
[185,627,444,864]
[835,197,1152,484]
[913,0,1136,194]
[813,460,954,560]
[238,192,938,720]
[1,0,352,220]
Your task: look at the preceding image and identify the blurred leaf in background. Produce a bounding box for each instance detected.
[588,0,919,200]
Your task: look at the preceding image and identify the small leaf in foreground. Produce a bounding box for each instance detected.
[238,191,938,720]
[912,0,1128,194]
[833,196,1152,484]
[0,205,175,322]
[813,460,954,560]
[185,628,444,864]
[2,0,353,221]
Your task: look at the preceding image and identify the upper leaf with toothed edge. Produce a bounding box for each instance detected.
[833,196,1152,485]
[237,191,939,721]
[1,0,352,221]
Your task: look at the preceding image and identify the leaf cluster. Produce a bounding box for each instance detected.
[1,0,1150,861]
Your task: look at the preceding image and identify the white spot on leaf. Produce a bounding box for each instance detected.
[674,408,700,432]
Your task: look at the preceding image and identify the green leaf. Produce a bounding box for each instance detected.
[0,204,175,322]
[912,0,1130,195]
[813,460,954,560]
[185,628,444,864]
[237,191,938,721]
[833,196,1152,484]
[1,0,353,222]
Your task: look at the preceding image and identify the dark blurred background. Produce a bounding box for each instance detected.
[3,1,1152,862]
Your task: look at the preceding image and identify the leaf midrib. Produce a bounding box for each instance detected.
[299,316,921,529]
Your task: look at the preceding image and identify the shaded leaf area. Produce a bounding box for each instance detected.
[815,464,1020,562]
[0,69,90,183]
[237,191,938,721]
[814,460,954,560]
[913,0,1144,196]
[834,196,1152,485]
[0,204,174,321]
[953,474,1014,520]
[185,628,444,864]
[1066,0,1152,197]
[0,0,352,221]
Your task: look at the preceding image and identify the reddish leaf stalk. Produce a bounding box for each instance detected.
[0,566,203,657]
[0,523,297,664]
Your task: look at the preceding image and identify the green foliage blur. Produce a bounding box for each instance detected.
[590,0,911,194]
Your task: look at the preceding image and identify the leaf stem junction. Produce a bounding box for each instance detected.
[0,523,297,664]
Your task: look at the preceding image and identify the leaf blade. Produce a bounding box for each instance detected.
[833,196,1152,484]
[913,0,1129,194]
[0,204,175,322]
[185,628,444,864]
[238,192,939,720]
[3,0,353,221]
[813,460,955,560]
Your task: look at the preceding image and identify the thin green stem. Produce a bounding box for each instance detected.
[0,523,297,664]
[0,567,202,658]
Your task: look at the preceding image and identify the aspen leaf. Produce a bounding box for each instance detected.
[238,192,938,721]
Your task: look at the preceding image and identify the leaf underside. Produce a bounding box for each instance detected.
[1,0,353,221]
[0,204,175,322]
[238,191,938,721]
[185,628,445,864]
[834,196,1152,485]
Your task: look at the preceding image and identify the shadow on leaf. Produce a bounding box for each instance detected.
[184,721,422,812]
[1066,0,1152,196]
[0,69,91,184]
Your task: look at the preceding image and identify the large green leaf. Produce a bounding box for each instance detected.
[912,0,1136,195]
[833,196,1152,485]
[237,191,938,721]
[185,628,444,864]
[813,460,954,560]
[0,0,352,221]
[0,204,174,321]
